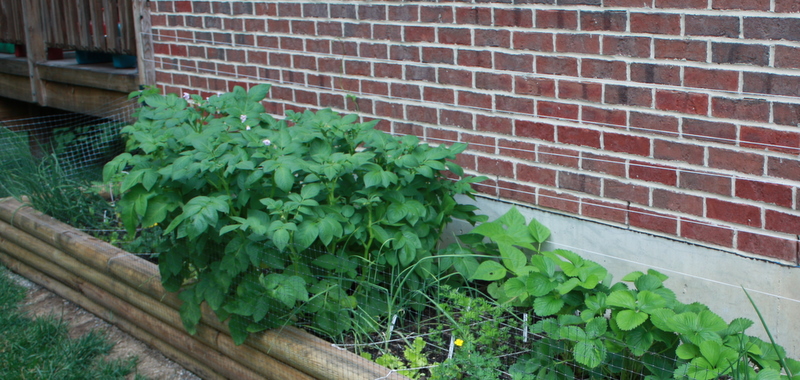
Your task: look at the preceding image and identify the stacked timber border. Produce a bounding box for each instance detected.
[150,1,800,264]
[0,197,408,380]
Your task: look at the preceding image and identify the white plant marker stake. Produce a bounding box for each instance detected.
[523,313,529,343]
[447,335,456,359]
[386,314,398,340]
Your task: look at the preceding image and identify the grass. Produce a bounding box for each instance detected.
[0,265,147,380]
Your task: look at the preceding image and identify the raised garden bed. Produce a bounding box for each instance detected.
[0,197,409,380]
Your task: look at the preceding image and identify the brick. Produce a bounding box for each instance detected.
[439,68,472,87]
[420,6,453,23]
[630,207,678,235]
[735,179,793,208]
[681,219,735,248]
[559,0,601,4]
[684,68,739,92]
[775,45,800,69]
[654,39,707,61]
[458,49,493,68]
[711,97,770,123]
[582,59,627,80]
[559,172,602,196]
[737,232,798,263]
[374,100,404,120]
[536,56,578,76]
[497,95,534,115]
[360,43,388,59]
[685,16,739,37]
[556,34,600,54]
[390,45,419,62]
[427,128,458,145]
[475,29,510,48]
[743,73,800,98]
[656,91,709,116]
[744,17,800,41]
[516,121,555,141]
[390,83,421,100]
[343,22,369,38]
[476,115,514,135]
[537,10,577,29]
[517,163,557,186]
[516,77,556,97]
[421,87,453,105]
[582,199,628,225]
[404,26,435,43]
[604,85,652,107]
[773,103,800,127]
[345,60,370,76]
[439,109,472,129]
[712,43,769,66]
[513,32,554,52]
[602,36,651,58]
[630,63,681,85]
[630,161,678,186]
[582,106,626,128]
[213,2,232,14]
[455,7,492,25]
[374,63,402,79]
[495,53,534,72]
[652,189,703,216]
[422,47,454,64]
[495,8,533,28]
[539,189,581,214]
[458,91,492,110]
[358,4,385,20]
[406,66,435,82]
[580,11,626,32]
[389,5,418,22]
[714,0,770,11]
[656,0,707,8]
[776,0,800,12]
[557,125,601,148]
[499,181,538,205]
[540,146,580,168]
[499,139,537,161]
[559,81,603,102]
[706,198,761,227]
[439,28,472,45]
[741,126,800,155]
[540,102,580,121]
[254,3,277,16]
[373,24,402,41]
[766,210,800,235]
[708,148,764,175]
[476,73,512,92]
[407,105,438,124]
[653,139,705,165]
[477,156,514,178]
[604,179,650,205]
[682,118,736,145]
[678,171,732,196]
[278,3,301,17]
[630,13,681,35]
[330,4,356,18]
[605,132,651,156]
[582,152,626,177]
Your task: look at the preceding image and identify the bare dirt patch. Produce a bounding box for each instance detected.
[8,271,202,380]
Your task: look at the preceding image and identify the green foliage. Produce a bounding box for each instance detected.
[447,207,799,380]
[104,85,485,343]
[363,337,430,379]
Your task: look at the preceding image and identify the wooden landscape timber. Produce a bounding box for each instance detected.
[0,197,410,380]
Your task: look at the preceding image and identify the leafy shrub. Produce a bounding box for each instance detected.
[442,207,800,380]
[103,85,485,343]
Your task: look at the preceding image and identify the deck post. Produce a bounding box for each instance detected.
[133,0,155,87]
[21,0,46,105]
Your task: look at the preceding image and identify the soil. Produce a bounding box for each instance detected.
[7,270,202,380]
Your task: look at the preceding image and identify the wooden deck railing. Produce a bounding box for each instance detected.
[0,0,136,55]
[0,0,25,45]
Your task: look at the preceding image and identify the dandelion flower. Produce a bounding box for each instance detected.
[454,339,464,347]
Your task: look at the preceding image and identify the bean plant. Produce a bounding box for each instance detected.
[103,85,485,344]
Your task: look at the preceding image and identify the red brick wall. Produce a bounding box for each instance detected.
[150,1,800,264]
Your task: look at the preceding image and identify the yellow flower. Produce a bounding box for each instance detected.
[454,338,464,347]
